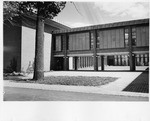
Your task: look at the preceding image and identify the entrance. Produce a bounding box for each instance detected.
[107,56,114,66]
[54,57,64,70]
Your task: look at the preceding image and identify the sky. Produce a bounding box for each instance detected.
[53,1,149,28]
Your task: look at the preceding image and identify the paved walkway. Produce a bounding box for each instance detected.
[123,70,149,93]
[4,71,149,98]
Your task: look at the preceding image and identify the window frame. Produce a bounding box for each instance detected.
[55,35,62,52]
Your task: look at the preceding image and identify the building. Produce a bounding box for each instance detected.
[51,18,149,71]
[3,15,70,73]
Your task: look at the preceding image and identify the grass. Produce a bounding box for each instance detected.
[35,76,117,87]
[4,76,118,87]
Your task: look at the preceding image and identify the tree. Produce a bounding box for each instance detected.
[3,1,19,19]
[3,1,20,25]
[4,1,66,81]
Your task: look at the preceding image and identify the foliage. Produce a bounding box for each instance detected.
[3,1,66,21]
[19,2,66,19]
[3,1,20,22]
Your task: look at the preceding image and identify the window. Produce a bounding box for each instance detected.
[90,32,94,49]
[97,31,100,48]
[132,27,136,46]
[68,32,90,50]
[55,36,62,51]
[125,28,129,47]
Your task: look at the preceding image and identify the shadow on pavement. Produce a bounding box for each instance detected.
[123,68,149,93]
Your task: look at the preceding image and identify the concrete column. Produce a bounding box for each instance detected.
[120,55,122,66]
[82,57,84,68]
[50,35,55,70]
[81,57,83,68]
[80,57,82,68]
[86,57,88,67]
[143,54,145,66]
[64,56,69,71]
[84,56,86,68]
[74,57,77,70]
[141,54,144,66]
[128,27,135,71]
[87,57,89,67]
[85,56,86,68]
[101,55,104,71]
[90,57,91,66]
[92,30,98,71]
[104,56,107,66]
[63,34,69,71]
[114,55,117,66]
[78,57,80,69]
[85,57,87,67]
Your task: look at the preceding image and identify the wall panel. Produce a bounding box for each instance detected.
[103,31,108,48]
[97,28,125,49]
[55,36,61,51]
[136,26,149,47]
[75,34,78,50]
[69,35,72,50]
[82,33,86,50]
[86,33,90,49]
[141,27,146,46]
[111,30,116,48]
[145,26,149,46]
[136,27,142,46]
[119,29,124,47]
[115,29,120,48]
[68,32,90,51]
[107,30,112,48]
[136,26,149,46]
[99,31,103,49]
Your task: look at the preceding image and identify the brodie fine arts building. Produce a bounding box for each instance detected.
[3,18,149,73]
[50,18,149,71]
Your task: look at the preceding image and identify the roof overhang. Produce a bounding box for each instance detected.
[53,18,149,34]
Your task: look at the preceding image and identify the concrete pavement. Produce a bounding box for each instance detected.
[4,87,148,101]
[4,71,149,98]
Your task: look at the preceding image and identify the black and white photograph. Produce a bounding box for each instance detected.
[1,0,150,121]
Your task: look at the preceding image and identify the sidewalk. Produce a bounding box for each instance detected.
[4,71,149,98]
[123,70,149,93]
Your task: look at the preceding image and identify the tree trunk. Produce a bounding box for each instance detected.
[33,13,44,81]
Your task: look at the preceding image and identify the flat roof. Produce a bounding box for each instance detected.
[52,18,149,34]
[23,14,70,30]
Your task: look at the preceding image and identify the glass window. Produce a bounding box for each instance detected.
[97,32,100,48]
[124,28,129,47]
[55,36,62,51]
[90,32,94,49]
[68,32,90,50]
[132,27,136,46]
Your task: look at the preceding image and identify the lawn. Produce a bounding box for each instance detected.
[4,76,118,87]
[41,76,118,86]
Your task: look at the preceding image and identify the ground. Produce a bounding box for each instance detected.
[3,67,149,101]
[4,87,148,101]
[123,70,149,93]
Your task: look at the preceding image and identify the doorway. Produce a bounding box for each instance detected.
[107,56,114,66]
[54,57,64,70]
